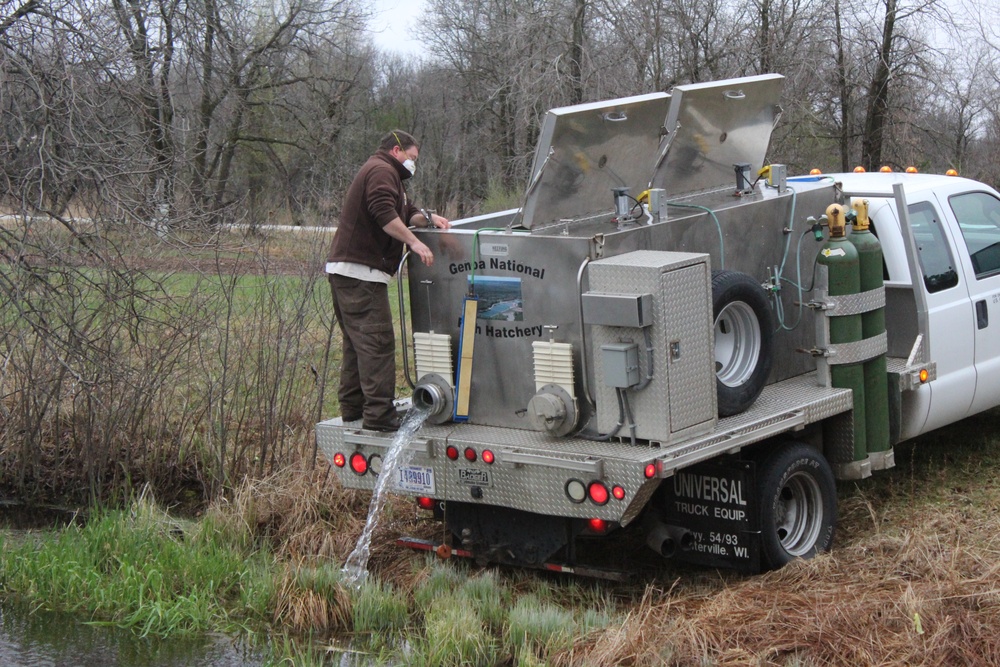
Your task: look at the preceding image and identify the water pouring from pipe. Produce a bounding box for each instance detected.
[341,406,432,586]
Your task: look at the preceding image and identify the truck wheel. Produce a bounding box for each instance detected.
[757,442,836,570]
[712,270,773,416]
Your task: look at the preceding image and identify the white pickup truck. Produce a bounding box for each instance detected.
[317,75,1000,577]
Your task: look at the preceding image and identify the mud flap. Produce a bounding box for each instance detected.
[658,457,761,573]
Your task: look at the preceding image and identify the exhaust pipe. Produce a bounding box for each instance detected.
[413,373,454,425]
[645,521,677,558]
[644,515,692,559]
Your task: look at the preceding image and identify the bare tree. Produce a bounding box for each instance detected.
[859,0,943,170]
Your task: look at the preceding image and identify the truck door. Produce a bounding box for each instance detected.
[942,190,1000,415]
[906,199,976,433]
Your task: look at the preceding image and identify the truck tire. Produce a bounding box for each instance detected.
[757,442,836,570]
[712,270,774,416]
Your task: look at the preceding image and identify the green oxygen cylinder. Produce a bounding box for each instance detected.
[847,198,891,467]
[818,203,866,464]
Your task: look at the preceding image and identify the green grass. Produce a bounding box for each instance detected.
[0,498,275,636]
[351,579,409,634]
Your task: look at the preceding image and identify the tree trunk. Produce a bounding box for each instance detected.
[862,0,896,171]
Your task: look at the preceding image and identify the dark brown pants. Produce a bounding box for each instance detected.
[329,274,396,423]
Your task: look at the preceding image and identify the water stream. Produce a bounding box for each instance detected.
[342,407,431,586]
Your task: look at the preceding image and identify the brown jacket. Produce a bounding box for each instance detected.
[327,149,419,275]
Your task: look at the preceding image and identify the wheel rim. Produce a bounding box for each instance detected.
[774,471,823,556]
[714,300,761,387]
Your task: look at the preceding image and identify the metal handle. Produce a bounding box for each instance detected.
[576,257,595,409]
[397,251,415,389]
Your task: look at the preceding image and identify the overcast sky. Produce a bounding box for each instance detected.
[369,0,427,56]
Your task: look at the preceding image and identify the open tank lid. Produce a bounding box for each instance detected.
[519,92,672,230]
[650,74,785,197]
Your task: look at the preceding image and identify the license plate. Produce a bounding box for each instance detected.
[459,468,492,487]
[396,466,435,494]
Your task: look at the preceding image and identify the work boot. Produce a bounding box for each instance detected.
[363,413,403,433]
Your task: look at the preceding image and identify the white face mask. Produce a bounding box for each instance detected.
[402,158,416,176]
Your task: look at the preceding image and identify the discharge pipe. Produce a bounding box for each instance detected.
[412,374,454,425]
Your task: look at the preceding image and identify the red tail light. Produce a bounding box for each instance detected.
[416,497,435,510]
[464,447,477,462]
[612,485,626,500]
[482,450,495,464]
[588,481,609,505]
[333,453,346,468]
[588,518,608,533]
[644,463,657,479]
[349,452,368,475]
[446,446,459,460]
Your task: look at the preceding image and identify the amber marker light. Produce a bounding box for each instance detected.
[854,166,866,173]
[879,166,892,173]
[906,166,918,173]
[946,169,959,176]
[809,168,822,175]
[919,369,929,383]
[333,453,346,468]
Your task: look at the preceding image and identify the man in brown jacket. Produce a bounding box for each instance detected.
[326,130,450,432]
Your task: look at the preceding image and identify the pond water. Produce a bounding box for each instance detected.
[0,605,267,667]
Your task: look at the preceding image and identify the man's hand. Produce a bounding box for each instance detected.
[418,209,451,230]
[410,239,434,266]
[383,217,434,265]
[429,213,451,229]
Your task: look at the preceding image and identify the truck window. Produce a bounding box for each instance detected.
[948,191,1000,279]
[907,201,959,292]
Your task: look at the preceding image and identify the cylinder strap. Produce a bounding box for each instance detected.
[826,331,888,365]
[824,285,885,316]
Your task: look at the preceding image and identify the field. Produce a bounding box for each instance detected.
[2,220,1000,665]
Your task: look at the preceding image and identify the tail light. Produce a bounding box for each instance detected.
[349,452,368,475]
[588,518,609,534]
[588,481,609,505]
[333,453,346,468]
[416,497,435,510]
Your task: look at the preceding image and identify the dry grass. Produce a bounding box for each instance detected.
[271,563,353,634]
[555,529,1000,666]
[207,459,367,561]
